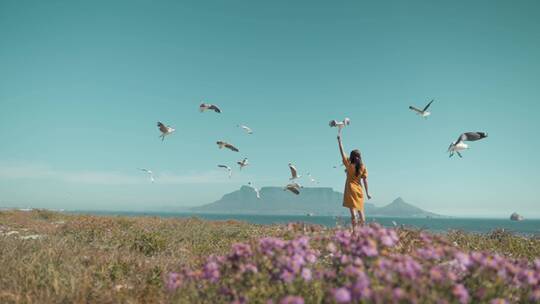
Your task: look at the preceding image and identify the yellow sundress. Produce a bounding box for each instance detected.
[342,156,368,212]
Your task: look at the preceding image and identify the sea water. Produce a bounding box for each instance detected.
[71,211,540,235]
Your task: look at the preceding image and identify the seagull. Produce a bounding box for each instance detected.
[157,122,175,141]
[218,165,232,178]
[409,99,434,118]
[237,158,249,170]
[247,182,260,199]
[237,124,253,134]
[448,132,488,158]
[288,163,301,180]
[216,141,239,152]
[329,118,351,134]
[284,183,301,195]
[307,173,319,184]
[138,168,155,183]
[200,103,221,113]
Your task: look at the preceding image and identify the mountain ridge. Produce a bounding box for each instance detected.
[191,186,445,217]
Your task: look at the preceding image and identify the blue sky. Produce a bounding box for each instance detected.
[1,0,539,217]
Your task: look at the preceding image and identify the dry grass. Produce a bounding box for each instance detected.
[0,210,538,303]
[0,210,283,303]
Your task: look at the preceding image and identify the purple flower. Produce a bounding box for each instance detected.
[243,263,258,274]
[280,270,295,283]
[429,267,444,282]
[452,284,470,304]
[305,253,317,263]
[301,268,312,281]
[333,287,352,303]
[279,295,304,304]
[361,239,378,257]
[230,243,252,259]
[454,252,472,270]
[380,235,394,247]
[392,288,405,300]
[166,272,182,291]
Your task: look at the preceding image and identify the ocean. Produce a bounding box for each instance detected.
[71,211,540,235]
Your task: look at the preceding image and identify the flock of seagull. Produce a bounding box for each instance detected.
[143,100,488,199]
[150,103,322,199]
[408,99,488,158]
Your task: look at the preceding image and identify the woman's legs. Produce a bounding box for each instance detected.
[357,210,366,226]
[349,208,357,230]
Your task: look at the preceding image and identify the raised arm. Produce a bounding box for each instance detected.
[337,135,347,164]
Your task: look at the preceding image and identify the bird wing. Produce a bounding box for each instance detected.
[289,164,298,178]
[422,99,434,112]
[288,186,300,195]
[209,105,221,113]
[409,106,423,114]
[218,165,229,169]
[242,126,252,133]
[455,133,467,144]
[329,120,337,127]
[462,132,487,142]
[226,143,239,152]
[199,103,208,112]
[157,122,168,133]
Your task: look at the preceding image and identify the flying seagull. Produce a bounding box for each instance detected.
[329,118,351,134]
[216,141,239,152]
[237,158,249,170]
[284,182,302,195]
[409,99,434,118]
[307,173,319,184]
[200,103,221,113]
[218,165,232,178]
[448,132,488,158]
[288,163,301,180]
[237,124,253,134]
[138,168,155,183]
[247,182,261,199]
[157,122,175,141]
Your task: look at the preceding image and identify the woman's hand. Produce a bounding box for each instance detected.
[367,194,372,200]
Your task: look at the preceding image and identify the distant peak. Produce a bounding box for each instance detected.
[392,197,407,204]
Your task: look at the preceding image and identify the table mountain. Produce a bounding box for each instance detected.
[191,186,442,217]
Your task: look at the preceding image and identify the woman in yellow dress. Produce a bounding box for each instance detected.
[337,135,371,229]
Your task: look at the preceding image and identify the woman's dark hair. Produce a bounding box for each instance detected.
[349,149,363,177]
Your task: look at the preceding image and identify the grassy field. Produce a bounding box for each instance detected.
[0,210,539,303]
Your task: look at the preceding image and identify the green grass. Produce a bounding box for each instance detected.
[0,210,538,303]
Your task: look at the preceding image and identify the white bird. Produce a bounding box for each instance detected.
[247,182,260,199]
[284,182,302,195]
[307,172,319,184]
[329,118,351,134]
[200,103,221,113]
[217,141,239,152]
[237,124,253,134]
[237,158,249,170]
[409,99,434,118]
[157,122,175,141]
[448,132,488,158]
[392,220,398,227]
[218,165,232,178]
[138,168,155,183]
[288,163,301,180]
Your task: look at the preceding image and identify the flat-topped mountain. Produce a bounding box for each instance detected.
[191,186,443,217]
